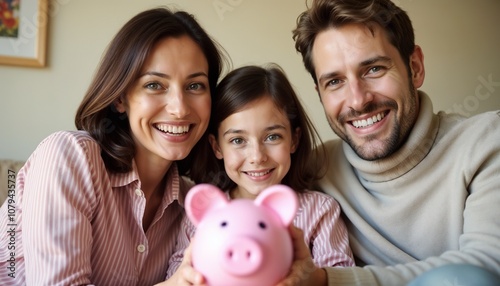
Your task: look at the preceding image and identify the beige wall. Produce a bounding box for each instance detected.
[1,0,499,161]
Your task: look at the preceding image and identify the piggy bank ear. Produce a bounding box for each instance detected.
[254,184,298,226]
[185,184,229,226]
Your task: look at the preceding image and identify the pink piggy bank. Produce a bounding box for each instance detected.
[185,184,298,286]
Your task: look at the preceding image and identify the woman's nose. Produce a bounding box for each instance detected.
[165,87,190,118]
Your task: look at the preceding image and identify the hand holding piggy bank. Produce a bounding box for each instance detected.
[185,184,298,286]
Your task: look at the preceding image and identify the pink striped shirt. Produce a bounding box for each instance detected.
[0,131,189,286]
[166,189,354,278]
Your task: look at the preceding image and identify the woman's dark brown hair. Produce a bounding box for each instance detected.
[191,64,327,192]
[293,0,415,84]
[75,7,228,174]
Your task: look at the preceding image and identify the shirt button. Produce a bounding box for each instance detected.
[135,189,143,197]
[137,244,146,253]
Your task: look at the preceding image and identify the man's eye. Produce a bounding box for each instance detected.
[368,66,383,73]
[327,79,341,87]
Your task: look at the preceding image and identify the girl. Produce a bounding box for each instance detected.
[167,64,354,281]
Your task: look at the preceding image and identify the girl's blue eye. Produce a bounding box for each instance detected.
[267,134,282,141]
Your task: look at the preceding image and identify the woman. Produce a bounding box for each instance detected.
[0,7,227,285]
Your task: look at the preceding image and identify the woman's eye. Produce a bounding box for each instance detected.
[145,82,163,90]
[187,82,205,91]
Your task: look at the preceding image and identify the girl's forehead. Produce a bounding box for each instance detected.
[235,95,285,114]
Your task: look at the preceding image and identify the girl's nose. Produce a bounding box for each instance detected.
[248,143,267,164]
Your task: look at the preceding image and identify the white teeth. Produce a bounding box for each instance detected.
[352,112,385,128]
[155,124,189,134]
[246,170,271,177]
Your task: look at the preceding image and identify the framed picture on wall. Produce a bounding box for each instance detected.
[0,0,48,67]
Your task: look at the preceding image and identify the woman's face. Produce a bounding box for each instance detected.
[117,35,211,167]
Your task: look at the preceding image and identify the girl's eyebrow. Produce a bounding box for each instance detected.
[265,124,287,132]
[222,124,287,137]
[222,128,244,137]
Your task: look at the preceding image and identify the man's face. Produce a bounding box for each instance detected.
[312,23,424,160]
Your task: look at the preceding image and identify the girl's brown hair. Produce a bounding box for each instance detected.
[191,64,327,192]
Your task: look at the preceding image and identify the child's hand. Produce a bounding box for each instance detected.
[156,241,206,286]
[275,226,327,286]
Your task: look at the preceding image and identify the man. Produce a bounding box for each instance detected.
[285,0,500,285]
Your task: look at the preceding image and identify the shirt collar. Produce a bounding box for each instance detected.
[109,159,140,188]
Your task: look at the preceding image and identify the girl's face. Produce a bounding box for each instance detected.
[117,36,211,169]
[209,96,300,199]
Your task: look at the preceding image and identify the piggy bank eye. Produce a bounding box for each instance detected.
[258,221,266,229]
[221,221,228,227]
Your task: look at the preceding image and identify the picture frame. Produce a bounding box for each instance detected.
[0,0,48,67]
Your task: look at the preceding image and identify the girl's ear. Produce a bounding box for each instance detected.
[114,95,127,113]
[291,127,301,154]
[209,134,223,159]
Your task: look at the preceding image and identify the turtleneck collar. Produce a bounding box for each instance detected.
[342,91,440,182]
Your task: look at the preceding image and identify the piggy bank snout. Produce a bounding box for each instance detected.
[222,236,263,276]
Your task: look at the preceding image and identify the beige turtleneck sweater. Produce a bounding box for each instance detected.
[320,92,500,285]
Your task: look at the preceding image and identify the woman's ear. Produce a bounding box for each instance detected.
[114,95,127,113]
[209,134,224,159]
[291,127,301,154]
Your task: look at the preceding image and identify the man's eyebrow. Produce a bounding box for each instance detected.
[317,56,393,84]
[360,56,392,67]
[318,71,341,85]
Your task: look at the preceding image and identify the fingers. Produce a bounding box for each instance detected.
[181,240,205,285]
[274,226,319,286]
[289,225,309,260]
[182,240,194,265]
[181,264,204,285]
